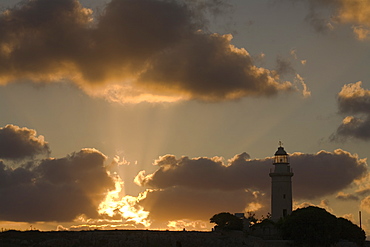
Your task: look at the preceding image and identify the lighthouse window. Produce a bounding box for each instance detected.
[283,194,286,199]
[275,155,288,163]
[283,209,287,217]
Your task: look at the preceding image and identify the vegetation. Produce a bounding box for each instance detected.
[210,207,365,246]
[210,212,243,231]
[280,206,365,247]
[337,217,366,246]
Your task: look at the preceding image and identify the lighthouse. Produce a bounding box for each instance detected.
[269,142,293,221]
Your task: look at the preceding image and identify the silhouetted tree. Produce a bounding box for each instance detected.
[337,217,365,246]
[281,206,340,247]
[246,211,258,225]
[260,212,272,221]
[280,206,366,247]
[210,212,243,231]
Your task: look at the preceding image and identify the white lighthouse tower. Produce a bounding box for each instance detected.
[269,142,293,221]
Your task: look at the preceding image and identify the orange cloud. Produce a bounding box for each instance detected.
[0,148,115,222]
[0,124,50,160]
[298,0,370,40]
[336,0,370,27]
[0,0,296,103]
[352,26,370,41]
[360,196,370,213]
[331,82,370,141]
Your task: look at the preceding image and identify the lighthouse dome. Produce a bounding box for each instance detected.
[275,146,287,156]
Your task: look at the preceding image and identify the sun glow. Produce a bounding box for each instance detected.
[167,219,210,231]
[97,176,151,228]
[245,202,262,212]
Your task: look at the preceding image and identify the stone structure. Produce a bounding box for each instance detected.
[269,143,293,221]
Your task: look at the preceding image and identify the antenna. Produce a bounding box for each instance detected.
[278,141,283,147]
[359,211,362,229]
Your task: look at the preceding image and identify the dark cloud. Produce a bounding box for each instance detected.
[0,148,115,222]
[337,82,370,115]
[356,188,370,197]
[0,0,92,80]
[137,187,265,226]
[0,124,50,160]
[136,149,367,200]
[139,33,293,101]
[331,82,370,141]
[291,150,367,199]
[331,116,370,141]
[336,192,360,201]
[304,9,334,34]
[286,0,336,34]
[290,0,370,39]
[88,0,198,82]
[184,0,232,17]
[275,56,296,76]
[135,152,269,191]
[0,0,294,103]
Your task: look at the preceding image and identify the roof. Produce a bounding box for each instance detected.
[274,146,287,155]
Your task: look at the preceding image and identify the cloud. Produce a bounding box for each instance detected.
[273,53,310,98]
[304,8,334,34]
[360,196,370,214]
[291,150,367,199]
[138,33,294,102]
[183,0,233,18]
[0,148,115,222]
[337,81,370,114]
[135,153,270,191]
[295,0,370,40]
[138,187,261,224]
[295,73,311,98]
[0,0,295,103]
[136,149,367,206]
[0,124,50,160]
[336,192,360,201]
[332,116,370,141]
[275,57,296,76]
[0,124,155,228]
[356,188,370,197]
[331,81,370,141]
[352,26,370,41]
[334,0,370,27]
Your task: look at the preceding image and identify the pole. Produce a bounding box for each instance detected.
[359,211,362,229]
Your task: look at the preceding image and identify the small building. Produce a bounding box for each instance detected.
[234,213,251,231]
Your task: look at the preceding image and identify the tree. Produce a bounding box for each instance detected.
[210,212,243,231]
[246,211,258,225]
[337,217,365,246]
[280,206,340,247]
[280,206,366,247]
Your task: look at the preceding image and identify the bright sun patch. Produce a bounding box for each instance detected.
[97,176,151,228]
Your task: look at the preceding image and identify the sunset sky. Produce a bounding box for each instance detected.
[1,0,370,235]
